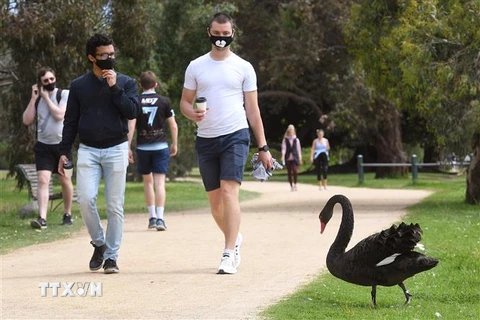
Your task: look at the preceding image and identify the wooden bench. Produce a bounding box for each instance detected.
[14,163,77,212]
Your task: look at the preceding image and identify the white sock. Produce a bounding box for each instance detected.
[223,249,235,257]
[156,207,165,220]
[148,206,156,219]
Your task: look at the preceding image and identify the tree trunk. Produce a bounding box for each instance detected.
[371,100,407,178]
[466,133,480,204]
[423,143,439,163]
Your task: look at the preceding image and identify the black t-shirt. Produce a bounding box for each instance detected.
[136,92,173,145]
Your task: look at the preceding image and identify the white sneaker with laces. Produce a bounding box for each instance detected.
[234,233,243,268]
[217,254,237,274]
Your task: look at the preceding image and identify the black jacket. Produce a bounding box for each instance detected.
[60,71,140,154]
[284,137,300,165]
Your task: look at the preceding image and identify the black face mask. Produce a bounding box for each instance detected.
[209,35,234,48]
[95,58,115,70]
[43,82,56,92]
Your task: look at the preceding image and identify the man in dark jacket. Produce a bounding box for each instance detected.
[58,33,140,274]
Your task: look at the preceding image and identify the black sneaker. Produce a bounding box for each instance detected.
[61,213,73,226]
[148,217,156,229]
[103,258,119,274]
[31,217,47,229]
[156,218,167,231]
[89,241,106,271]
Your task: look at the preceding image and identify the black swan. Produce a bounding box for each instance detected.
[319,194,438,307]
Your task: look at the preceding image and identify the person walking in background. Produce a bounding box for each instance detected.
[128,71,178,231]
[22,67,74,229]
[280,124,302,191]
[57,33,140,274]
[180,12,273,275]
[310,129,330,190]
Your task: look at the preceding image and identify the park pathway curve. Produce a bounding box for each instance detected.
[1,181,431,319]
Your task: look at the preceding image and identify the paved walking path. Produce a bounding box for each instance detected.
[0,181,431,319]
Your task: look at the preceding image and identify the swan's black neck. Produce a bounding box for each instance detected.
[329,195,354,254]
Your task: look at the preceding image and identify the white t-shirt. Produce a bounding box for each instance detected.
[184,52,257,138]
[37,88,69,144]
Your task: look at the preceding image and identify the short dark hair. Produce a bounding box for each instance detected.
[139,71,157,90]
[37,67,55,82]
[209,12,234,28]
[86,33,115,58]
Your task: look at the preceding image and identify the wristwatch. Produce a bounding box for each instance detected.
[258,145,270,152]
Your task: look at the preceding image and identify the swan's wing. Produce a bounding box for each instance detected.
[345,223,423,266]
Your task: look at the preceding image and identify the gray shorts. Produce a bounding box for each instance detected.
[195,128,250,191]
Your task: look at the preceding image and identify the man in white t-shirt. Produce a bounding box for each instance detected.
[180,12,273,275]
[22,67,74,229]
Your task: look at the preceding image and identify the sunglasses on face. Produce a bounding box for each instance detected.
[95,53,115,60]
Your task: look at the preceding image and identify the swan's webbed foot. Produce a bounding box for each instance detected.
[399,282,412,305]
[370,285,377,308]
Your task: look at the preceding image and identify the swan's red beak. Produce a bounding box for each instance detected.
[320,222,326,234]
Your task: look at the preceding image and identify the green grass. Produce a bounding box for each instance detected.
[0,172,258,254]
[261,173,480,319]
[256,169,463,190]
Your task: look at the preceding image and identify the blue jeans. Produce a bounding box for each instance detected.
[76,142,129,261]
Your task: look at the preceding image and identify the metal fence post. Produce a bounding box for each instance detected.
[357,154,364,184]
[411,154,418,184]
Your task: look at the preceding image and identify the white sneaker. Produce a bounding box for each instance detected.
[217,254,237,274]
[234,233,243,268]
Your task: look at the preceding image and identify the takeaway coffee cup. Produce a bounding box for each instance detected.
[195,97,207,111]
[63,160,74,179]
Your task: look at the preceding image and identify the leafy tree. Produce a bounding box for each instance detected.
[347,0,480,202]
[344,0,412,177]
[233,0,354,150]
[110,0,157,76]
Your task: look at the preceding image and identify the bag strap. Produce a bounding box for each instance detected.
[35,89,63,138]
[35,88,63,109]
